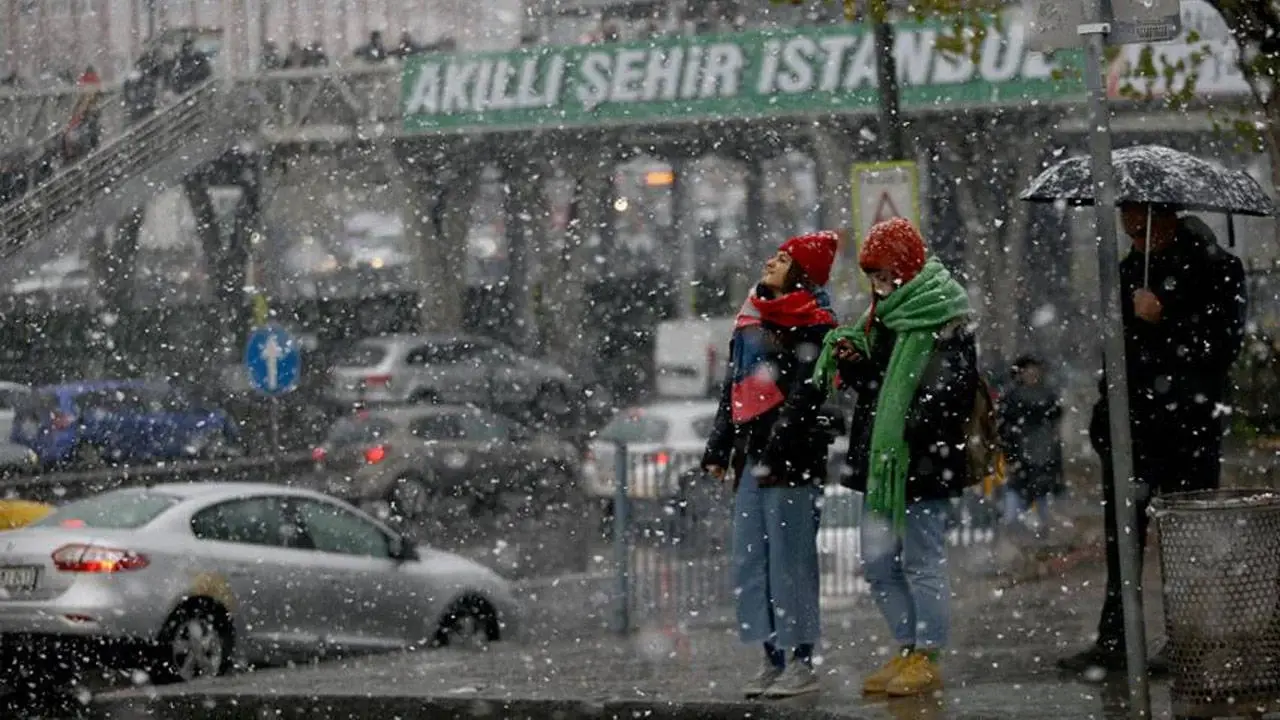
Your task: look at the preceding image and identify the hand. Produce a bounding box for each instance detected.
[1133,289,1163,324]
[704,465,726,481]
[835,339,861,363]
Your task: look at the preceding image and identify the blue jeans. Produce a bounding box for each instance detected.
[732,463,821,648]
[860,497,951,649]
[1002,488,1052,528]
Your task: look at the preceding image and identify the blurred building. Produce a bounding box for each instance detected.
[0,0,522,84]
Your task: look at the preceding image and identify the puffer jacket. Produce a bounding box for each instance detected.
[702,322,836,488]
[837,318,978,504]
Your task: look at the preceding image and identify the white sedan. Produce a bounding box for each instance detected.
[0,483,518,688]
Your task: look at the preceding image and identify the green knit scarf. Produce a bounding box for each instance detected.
[812,258,971,531]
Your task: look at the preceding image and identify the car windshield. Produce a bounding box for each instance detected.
[599,412,669,444]
[32,490,181,530]
[326,417,395,446]
[333,342,388,367]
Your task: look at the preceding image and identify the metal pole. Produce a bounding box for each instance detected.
[1080,15,1151,719]
[612,442,630,634]
[672,160,695,319]
[270,396,280,478]
[873,19,906,161]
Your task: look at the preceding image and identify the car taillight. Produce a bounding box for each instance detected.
[312,447,328,463]
[364,445,387,464]
[656,451,670,467]
[364,375,391,389]
[51,412,74,430]
[52,544,149,573]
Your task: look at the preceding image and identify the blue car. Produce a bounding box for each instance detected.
[11,380,241,468]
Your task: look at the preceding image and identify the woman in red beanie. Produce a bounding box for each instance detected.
[812,217,978,697]
[702,231,840,698]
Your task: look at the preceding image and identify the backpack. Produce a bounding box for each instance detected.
[966,377,1004,488]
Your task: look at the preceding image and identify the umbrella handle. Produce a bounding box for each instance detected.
[1143,204,1152,289]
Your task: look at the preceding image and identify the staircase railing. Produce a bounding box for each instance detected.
[0,78,242,259]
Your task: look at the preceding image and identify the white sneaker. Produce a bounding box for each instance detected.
[764,662,819,698]
[742,661,784,698]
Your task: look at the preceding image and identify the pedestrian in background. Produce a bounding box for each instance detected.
[997,355,1063,535]
[702,231,839,699]
[813,217,977,697]
[1059,207,1246,676]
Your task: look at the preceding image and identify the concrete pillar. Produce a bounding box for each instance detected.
[99,208,144,378]
[549,142,615,376]
[809,127,861,317]
[503,154,546,349]
[400,146,479,335]
[670,159,696,319]
[744,160,766,265]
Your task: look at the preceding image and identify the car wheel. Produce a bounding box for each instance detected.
[410,391,439,405]
[389,475,429,522]
[152,601,232,684]
[432,595,499,650]
[535,383,573,418]
[72,443,103,468]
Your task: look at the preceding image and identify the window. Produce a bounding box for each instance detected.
[0,388,27,412]
[191,498,294,547]
[326,417,394,447]
[405,342,485,366]
[690,415,717,439]
[334,342,389,367]
[598,412,669,444]
[294,500,390,558]
[461,412,511,443]
[34,490,180,530]
[409,415,466,440]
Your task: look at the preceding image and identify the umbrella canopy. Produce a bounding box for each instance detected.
[1019,144,1274,217]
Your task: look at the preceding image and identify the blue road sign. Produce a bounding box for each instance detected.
[244,325,301,396]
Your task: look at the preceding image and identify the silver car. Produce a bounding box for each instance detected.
[0,483,519,686]
[327,333,574,411]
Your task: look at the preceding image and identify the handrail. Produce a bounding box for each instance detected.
[0,78,246,259]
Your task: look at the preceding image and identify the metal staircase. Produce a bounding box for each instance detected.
[0,79,254,259]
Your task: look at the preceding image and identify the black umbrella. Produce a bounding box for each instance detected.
[1020,144,1274,217]
[1021,144,1274,287]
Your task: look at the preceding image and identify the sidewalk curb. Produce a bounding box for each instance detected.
[92,693,866,720]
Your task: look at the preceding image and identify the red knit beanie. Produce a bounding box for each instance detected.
[859,217,926,283]
[779,230,840,287]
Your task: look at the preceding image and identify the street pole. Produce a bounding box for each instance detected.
[1079,8,1151,718]
[269,396,280,477]
[873,18,905,161]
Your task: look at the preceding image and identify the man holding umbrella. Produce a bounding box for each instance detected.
[1061,202,1247,675]
[1020,145,1261,677]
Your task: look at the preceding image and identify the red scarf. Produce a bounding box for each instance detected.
[736,287,836,330]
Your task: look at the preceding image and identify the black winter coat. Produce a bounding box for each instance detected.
[838,318,979,504]
[999,383,1064,498]
[1090,218,1246,460]
[702,321,836,489]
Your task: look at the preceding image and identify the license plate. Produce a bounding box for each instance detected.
[0,566,38,592]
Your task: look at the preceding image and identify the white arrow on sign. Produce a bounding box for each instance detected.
[263,334,283,391]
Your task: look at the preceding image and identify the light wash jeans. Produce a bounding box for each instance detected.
[1002,488,1052,529]
[732,462,821,649]
[860,497,952,649]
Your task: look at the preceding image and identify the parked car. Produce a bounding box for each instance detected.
[0,381,30,442]
[307,405,581,524]
[0,441,38,480]
[0,483,518,689]
[327,334,577,419]
[11,380,241,468]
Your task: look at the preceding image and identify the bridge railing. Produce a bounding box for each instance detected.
[0,78,251,259]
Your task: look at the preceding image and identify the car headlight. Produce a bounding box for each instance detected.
[24,451,37,466]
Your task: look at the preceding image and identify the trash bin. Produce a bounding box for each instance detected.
[1150,489,1280,718]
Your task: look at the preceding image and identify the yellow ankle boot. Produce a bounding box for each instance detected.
[862,653,911,694]
[886,652,943,696]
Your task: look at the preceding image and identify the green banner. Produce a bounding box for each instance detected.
[401,17,1084,134]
